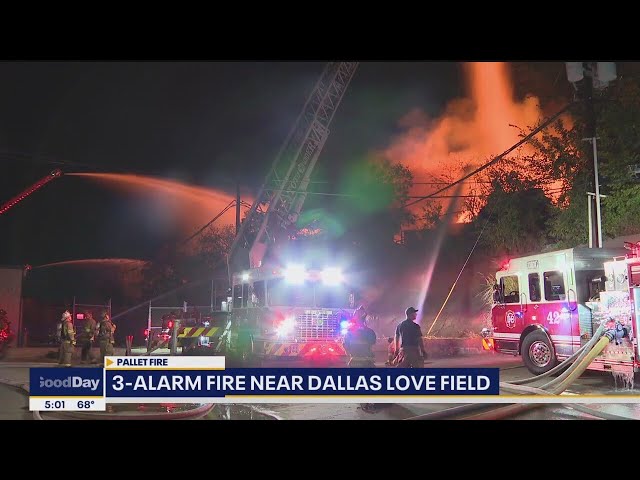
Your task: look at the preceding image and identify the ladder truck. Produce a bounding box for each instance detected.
[156,63,359,362]
[225,62,360,363]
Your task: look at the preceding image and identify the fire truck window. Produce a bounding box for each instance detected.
[500,275,520,304]
[233,285,243,309]
[253,281,265,307]
[267,278,314,307]
[315,284,351,308]
[544,271,565,301]
[528,273,541,302]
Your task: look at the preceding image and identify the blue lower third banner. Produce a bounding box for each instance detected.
[105,368,499,403]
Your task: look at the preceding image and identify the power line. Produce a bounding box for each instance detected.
[0,150,108,171]
[182,200,251,246]
[412,181,492,185]
[408,186,566,201]
[408,195,484,199]
[405,101,576,209]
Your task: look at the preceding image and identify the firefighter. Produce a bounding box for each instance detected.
[79,311,97,364]
[344,307,379,413]
[97,311,115,365]
[58,310,76,367]
[344,306,377,367]
[394,307,428,368]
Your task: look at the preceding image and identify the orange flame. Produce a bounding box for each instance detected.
[385,62,565,224]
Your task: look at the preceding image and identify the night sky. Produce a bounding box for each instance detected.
[0,62,464,266]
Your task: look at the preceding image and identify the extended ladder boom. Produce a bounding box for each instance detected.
[229,62,358,271]
[0,169,63,216]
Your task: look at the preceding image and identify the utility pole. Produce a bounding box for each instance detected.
[583,70,603,248]
[235,181,241,236]
[566,62,617,248]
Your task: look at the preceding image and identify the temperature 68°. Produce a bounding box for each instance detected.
[77,400,96,409]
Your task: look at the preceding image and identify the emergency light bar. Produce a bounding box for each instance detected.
[320,267,344,286]
[282,264,345,285]
[283,264,307,284]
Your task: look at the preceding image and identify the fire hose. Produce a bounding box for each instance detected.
[406,322,626,420]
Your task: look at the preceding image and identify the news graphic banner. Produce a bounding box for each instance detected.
[29,356,501,411]
[103,356,499,404]
[29,367,105,412]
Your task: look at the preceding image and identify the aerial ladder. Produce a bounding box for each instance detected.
[210,62,360,363]
[153,63,359,359]
[0,169,63,216]
[228,62,359,273]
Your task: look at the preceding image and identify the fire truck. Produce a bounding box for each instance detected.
[145,303,230,354]
[488,242,640,375]
[148,63,360,362]
[230,256,357,362]
[223,62,360,362]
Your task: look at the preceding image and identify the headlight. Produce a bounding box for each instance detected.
[283,264,306,284]
[276,316,296,336]
[321,267,344,286]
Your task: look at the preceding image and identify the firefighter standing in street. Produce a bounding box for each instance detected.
[344,306,377,367]
[97,311,115,365]
[79,311,97,364]
[394,307,428,368]
[344,306,381,413]
[58,310,76,367]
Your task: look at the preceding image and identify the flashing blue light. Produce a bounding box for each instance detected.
[340,328,348,335]
[340,320,349,329]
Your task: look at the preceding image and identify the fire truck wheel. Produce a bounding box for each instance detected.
[521,330,557,375]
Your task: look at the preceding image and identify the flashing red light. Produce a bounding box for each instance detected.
[500,260,510,271]
[167,320,174,329]
[144,329,149,337]
[76,313,84,320]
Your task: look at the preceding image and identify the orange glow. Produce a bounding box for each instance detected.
[35,258,148,269]
[385,62,570,224]
[71,173,250,232]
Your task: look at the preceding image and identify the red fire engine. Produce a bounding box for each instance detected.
[488,243,640,375]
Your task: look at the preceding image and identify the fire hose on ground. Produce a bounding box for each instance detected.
[406,321,628,420]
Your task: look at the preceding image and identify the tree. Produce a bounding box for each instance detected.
[194,224,235,271]
[336,156,415,247]
[594,68,640,237]
[475,170,556,255]
[140,225,235,302]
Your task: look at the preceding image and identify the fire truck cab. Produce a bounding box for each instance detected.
[489,245,640,375]
[230,261,357,362]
